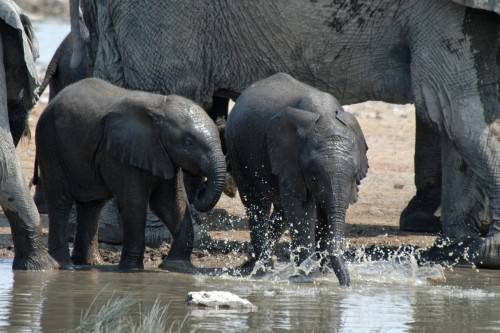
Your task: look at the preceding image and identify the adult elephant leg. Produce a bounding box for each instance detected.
[400,114,442,233]
[424,137,485,263]
[71,200,106,265]
[0,40,57,270]
[410,5,500,267]
[0,136,57,270]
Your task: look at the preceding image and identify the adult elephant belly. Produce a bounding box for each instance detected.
[94,0,413,107]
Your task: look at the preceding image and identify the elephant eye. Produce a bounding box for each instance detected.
[183,136,193,146]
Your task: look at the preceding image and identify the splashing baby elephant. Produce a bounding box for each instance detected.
[225,73,369,286]
[35,78,226,271]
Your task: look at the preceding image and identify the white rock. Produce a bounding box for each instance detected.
[186,291,257,310]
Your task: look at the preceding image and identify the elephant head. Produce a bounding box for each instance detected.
[101,95,226,212]
[267,106,368,284]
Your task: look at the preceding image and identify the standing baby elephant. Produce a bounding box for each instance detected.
[36,78,226,271]
[226,73,368,286]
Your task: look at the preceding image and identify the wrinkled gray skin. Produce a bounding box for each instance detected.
[226,74,369,286]
[35,78,226,271]
[0,1,58,270]
[69,0,500,266]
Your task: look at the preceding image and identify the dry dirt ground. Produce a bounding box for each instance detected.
[0,99,439,269]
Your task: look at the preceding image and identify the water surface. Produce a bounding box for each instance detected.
[0,260,499,332]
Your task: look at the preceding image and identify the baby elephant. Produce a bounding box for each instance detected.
[35,78,226,271]
[226,73,368,286]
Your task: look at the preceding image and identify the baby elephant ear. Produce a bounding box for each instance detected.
[267,107,320,202]
[335,108,369,204]
[102,108,175,180]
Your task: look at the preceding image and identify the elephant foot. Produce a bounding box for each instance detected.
[420,234,480,266]
[49,249,73,269]
[33,186,48,214]
[232,256,273,277]
[474,233,500,268]
[400,195,441,233]
[71,252,104,266]
[13,250,59,270]
[118,261,144,271]
[158,259,197,274]
[8,223,59,270]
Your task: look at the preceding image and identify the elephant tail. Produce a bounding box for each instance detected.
[37,35,67,98]
[30,157,39,188]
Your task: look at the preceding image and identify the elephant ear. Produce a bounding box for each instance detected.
[267,107,320,202]
[101,106,175,180]
[335,109,369,204]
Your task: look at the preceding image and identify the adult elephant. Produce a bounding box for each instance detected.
[69,0,500,266]
[0,1,58,270]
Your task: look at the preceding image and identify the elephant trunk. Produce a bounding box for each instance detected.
[323,172,351,286]
[69,0,83,68]
[192,153,226,212]
[326,208,350,286]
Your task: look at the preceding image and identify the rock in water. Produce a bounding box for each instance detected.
[186,291,257,310]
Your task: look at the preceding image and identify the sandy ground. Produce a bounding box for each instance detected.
[0,99,438,268]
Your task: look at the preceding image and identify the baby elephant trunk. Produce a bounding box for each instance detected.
[326,203,350,286]
[192,154,226,212]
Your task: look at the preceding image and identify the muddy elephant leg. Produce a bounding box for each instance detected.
[438,99,500,267]
[424,137,485,263]
[400,114,442,233]
[0,130,57,270]
[409,7,500,266]
[71,200,106,265]
[0,39,57,270]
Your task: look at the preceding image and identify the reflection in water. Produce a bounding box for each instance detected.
[0,267,13,329]
[341,292,413,332]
